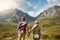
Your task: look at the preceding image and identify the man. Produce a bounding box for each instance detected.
[17,17,27,40]
[28,21,41,40]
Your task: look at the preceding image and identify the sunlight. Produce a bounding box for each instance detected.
[0,0,10,11]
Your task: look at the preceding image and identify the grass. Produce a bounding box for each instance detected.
[28,17,60,40]
[0,17,60,40]
[0,22,17,40]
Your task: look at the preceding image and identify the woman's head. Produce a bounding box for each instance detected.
[21,17,25,21]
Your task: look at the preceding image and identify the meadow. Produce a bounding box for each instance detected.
[0,17,60,40]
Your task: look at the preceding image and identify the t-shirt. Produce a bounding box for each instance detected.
[31,24,41,35]
[18,21,27,33]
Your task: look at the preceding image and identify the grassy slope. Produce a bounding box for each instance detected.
[38,17,60,35]
[0,22,17,40]
[28,17,60,40]
[28,17,60,35]
[0,17,60,40]
[0,22,33,40]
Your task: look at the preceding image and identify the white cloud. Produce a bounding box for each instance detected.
[33,6,38,10]
[0,0,32,16]
[28,8,46,17]
[14,0,31,10]
[47,0,57,3]
[28,11,35,17]
[0,0,31,11]
[46,0,60,9]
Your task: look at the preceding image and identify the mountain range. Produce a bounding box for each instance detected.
[0,6,60,23]
[38,6,60,18]
[0,9,37,23]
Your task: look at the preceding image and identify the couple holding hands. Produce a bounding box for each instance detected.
[17,17,41,40]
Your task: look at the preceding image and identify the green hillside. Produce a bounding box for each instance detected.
[28,17,60,40]
[0,22,32,40]
[28,17,60,34]
[38,17,60,35]
[0,17,60,40]
[0,22,17,40]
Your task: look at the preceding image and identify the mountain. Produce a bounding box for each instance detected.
[38,6,60,18]
[0,9,37,23]
[0,6,60,23]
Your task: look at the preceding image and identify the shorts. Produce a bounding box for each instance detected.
[18,33,26,37]
[33,34,40,39]
[18,30,26,36]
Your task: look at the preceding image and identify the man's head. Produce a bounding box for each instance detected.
[21,17,25,21]
[35,21,38,24]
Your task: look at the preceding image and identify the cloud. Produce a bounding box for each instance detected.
[46,0,60,9]
[0,0,31,11]
[28,11,35,17]
[0,0,32,16]
[47,0,57,3]
[13,0,31,10]
[33,6,38,10]
[28,8,46,17]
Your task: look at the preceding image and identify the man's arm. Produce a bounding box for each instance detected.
[27,24,37,37]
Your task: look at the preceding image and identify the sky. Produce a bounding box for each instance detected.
[0,0,60,17]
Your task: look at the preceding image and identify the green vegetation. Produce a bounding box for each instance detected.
[28,17,60,40]
[0,22,17,40]
[0,17,60,40]
[38,17,60,35]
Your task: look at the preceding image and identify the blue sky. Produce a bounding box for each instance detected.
[25,0,60,12]
[0,0,60,17]
[25,0,47,12]
[24,0,60,17]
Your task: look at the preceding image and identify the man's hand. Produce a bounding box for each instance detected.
[27,32,30,37]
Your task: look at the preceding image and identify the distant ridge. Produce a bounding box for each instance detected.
[38,6,60,18]
[0,9,37,23]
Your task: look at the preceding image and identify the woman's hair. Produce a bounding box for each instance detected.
[21,17,25,21]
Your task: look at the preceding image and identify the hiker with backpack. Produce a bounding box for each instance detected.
[28,21,41,40]
[17,17,27,40]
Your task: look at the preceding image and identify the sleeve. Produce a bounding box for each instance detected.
[29,24,37,33]
[17,22,21,30]
[31,24,37,30]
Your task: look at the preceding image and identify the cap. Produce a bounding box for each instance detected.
[35,21,38,24]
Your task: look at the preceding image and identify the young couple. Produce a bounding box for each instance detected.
[17,17,41,40]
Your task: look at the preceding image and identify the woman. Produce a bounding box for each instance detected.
[17,17,27,40]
